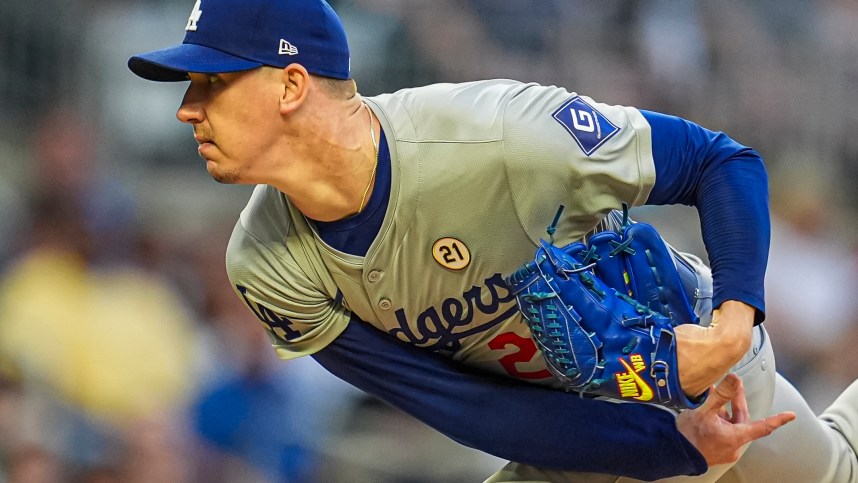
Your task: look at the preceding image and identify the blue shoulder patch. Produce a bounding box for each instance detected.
[552,96,619,156]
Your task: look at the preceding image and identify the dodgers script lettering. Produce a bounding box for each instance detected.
[389,273,518,351]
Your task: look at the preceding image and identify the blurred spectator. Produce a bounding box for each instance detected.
[192,356,329,482]
[764,168,858,411]
[0,190,197,481]
[29,105,139,265]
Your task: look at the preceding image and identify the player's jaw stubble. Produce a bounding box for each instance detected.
[199,146,241,184]
[206,162,241,184]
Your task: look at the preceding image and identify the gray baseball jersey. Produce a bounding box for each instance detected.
[227,80,653,383]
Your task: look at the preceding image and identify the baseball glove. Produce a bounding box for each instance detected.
[584,213,699,326]
[505,207,706,410]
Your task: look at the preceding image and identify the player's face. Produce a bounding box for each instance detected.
[176,69,283,184]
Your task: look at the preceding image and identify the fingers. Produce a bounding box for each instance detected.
[700,373,740,414]
[729,375,750,424]
[678,373,796,467]
[742,411,797,443]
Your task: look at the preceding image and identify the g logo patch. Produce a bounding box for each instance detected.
[432,237,470,270]
[552,96,619,156]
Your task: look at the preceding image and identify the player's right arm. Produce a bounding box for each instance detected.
[640,110,768,397]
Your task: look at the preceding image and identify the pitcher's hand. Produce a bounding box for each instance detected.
[676,373,796,466]
[675,301,756,397]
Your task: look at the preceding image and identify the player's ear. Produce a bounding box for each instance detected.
[279,63,309,114]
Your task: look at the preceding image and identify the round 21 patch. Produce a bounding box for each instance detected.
[432,237,470,270]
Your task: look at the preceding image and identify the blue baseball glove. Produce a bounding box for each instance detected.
[584,217,699,326]
[505,207,706,410]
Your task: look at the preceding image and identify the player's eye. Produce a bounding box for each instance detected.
[208,75,220,84]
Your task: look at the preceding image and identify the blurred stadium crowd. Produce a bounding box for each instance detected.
[1,0,857,481]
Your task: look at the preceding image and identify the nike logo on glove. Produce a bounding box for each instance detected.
[617,357,654,401]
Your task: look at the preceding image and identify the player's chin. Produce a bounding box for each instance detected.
[206,162,241,185]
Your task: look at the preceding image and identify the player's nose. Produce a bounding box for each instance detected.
[176,83,206,125]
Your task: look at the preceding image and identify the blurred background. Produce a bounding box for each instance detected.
[1,0,857,481]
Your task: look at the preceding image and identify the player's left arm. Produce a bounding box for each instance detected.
[642,110,767,396]
[312,315,710,480]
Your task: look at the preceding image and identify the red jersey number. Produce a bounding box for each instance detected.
[488,331,552,380]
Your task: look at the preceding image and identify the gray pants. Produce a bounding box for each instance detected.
[486,255,858,483]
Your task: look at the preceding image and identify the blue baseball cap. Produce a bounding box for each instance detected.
[128,0,350,82]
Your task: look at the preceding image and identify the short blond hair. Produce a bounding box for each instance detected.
[313,75,357,100]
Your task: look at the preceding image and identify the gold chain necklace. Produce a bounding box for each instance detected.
[357,103,379,214]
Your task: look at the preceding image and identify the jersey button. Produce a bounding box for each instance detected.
[368,270,383,283]
[378,298,392,310]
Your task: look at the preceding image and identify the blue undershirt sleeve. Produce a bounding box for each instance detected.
[642,110,769,322]
[311,316,707,480]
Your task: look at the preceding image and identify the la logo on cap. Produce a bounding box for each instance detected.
[186,0,202,32]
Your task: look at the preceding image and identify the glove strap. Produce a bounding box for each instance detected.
[651,328,676,403]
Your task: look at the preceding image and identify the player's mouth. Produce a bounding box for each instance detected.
[194,133,214,144]
[194,134,216,156]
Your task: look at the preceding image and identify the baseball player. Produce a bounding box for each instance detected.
[127,0,858,481]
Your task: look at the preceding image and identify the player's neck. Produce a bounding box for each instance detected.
[270,95,379,222]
